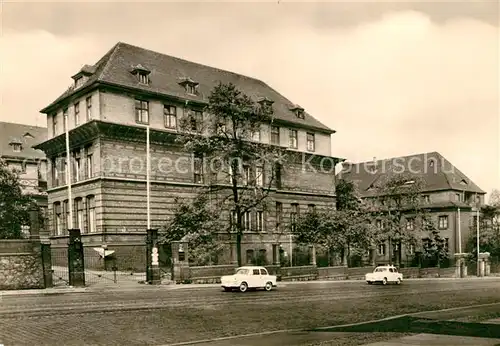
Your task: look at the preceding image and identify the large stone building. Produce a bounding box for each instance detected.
[339,152,486,265]
[0,122,48,238]
[34,42,342,270]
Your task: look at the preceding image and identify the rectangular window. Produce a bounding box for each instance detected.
[63,200,70,230]
[275,163,282,189]
[444,238,449,253]
[54,202,62,236]
[51,158,59,186]
[409,244,415,255]
[276,202,282,231]
[271,126,280,145]
[193,155,204,184]
[135,99,149,124]
[52,113,57,136]
[86,147,93,179]
[189,110,203,132]
[63,108,68,132]
[164,105,177,129]
[438,215,448,229]
[243,211,251,231]
[456,193,461,202]
[74,102,80,126]
[406,217,414,231]
[289,129,298,149]
[252,128,261,142]
[138,73,149,84]
[255,166,263,187]
[243,165,251,185]
[86,96,92,121]
[256,211,264,232]
[75,198,84,232]
[86,195,96,233]
[291,203,299,232]
[306,133,315,152]
[378,243,386,256]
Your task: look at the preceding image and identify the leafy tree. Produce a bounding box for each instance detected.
[294,180,373,266]
[466,195,500,261]
[370,174,427,265]
[0,159,37,239]
[159,195,225,265]
[175,83,284,266]
[421,217,448,267]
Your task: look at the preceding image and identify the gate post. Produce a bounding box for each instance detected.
[41,242,53,288]
[68,229,85,287]
[146,229,161,285]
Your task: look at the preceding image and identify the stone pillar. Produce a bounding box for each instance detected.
[309,245,316,266]
[172,241,189,283]
[454,253,467,278]
[272,243,280,265]
[146,229,161,285]
[68,229,85,287]
[41,242,53,288]
[478,252,491,277]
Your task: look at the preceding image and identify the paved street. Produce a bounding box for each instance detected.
[1,279,500,345]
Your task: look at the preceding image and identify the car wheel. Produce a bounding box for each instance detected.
[239,282,248,293]
[396,278,402,285]
[382,277,387,285]
[264,282,273,291]
[223,287,232,292]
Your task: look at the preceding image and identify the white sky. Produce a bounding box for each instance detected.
[1,1,499,198]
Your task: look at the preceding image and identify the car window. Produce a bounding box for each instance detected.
[253,269,260,275]
[375,268,387,272]
[389,268,394,273]
[393,268,398,272]
[236,269,248,275]
[260,269,268,275]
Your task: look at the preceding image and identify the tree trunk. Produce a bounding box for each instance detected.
[388,237,392,265]
[236,231,242,267]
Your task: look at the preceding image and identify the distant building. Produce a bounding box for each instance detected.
[34,42,343,270]
[339,152,485,265]
[0,122,48,236]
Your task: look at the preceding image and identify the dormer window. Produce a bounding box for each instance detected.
[71,64,95,89]
[178,77,199,95]
[23,132,34,139]
[290,105,305,119]
[9,141,22,152]
[130,64,151,85]
[257,97,274,113]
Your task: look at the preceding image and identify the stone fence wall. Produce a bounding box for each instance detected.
[0,239,50,290]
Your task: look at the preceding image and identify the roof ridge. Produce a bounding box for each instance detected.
[349,151,440,165]
[115,41,274,86]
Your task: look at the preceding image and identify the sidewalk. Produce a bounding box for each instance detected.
[361,317,500,346]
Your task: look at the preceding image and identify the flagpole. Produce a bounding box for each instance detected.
[65,113,73,230]
[146,125,151,230]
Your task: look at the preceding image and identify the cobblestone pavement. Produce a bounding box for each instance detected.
[0,279,500,345]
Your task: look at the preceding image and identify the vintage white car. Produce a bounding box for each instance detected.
[221,266,277,292]
[365,265,403,285]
